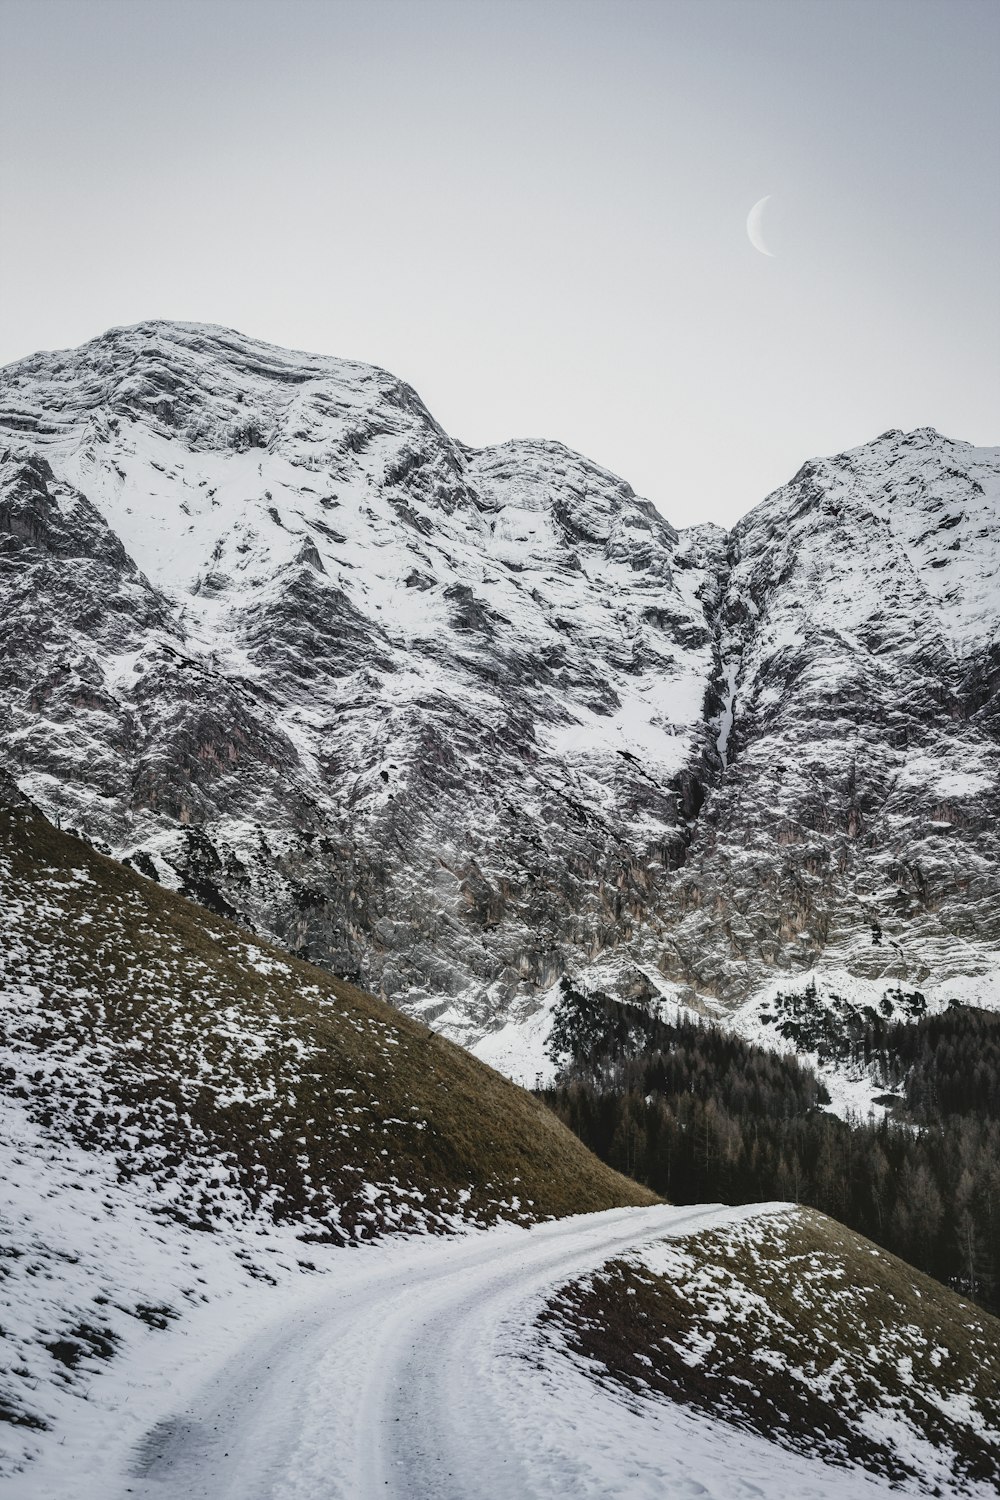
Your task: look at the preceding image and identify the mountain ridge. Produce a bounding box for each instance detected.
[2,321,998,1096]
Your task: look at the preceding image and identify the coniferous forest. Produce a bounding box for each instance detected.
[539,981,1000,1315]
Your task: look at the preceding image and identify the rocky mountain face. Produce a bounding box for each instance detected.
[1,322,997,1071]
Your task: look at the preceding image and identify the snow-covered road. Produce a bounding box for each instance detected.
[121,1203,687,1500]
[8,1200,906,1500]
[101,1201,895,1500]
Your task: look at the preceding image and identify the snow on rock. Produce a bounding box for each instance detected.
[722,966,1000,1120]
[469,979,565,1089]
[1,324,998,1063]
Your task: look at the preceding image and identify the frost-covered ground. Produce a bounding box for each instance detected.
[0,793,652,1481]
[0,1093,333,1482]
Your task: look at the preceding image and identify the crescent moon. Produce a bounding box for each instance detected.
[746,195,775,257]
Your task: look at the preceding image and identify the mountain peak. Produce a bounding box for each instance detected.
[0,321,997,1083]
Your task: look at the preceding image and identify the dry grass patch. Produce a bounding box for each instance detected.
[0,803,655,1247]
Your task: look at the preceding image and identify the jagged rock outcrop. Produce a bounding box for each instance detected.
[653,430,1000,1011]
[1,322,997,1059]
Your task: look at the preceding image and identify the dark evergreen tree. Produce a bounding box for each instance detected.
[540,987,1000,1314]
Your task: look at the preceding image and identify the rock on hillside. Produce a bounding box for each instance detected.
[653,429,1000,1008]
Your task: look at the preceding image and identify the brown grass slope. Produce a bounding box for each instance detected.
[0,799,655,1243]
[542,1205,1000,1496]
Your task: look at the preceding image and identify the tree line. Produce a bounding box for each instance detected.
[539,980,1000,1314]
[837,1002,1000,1121]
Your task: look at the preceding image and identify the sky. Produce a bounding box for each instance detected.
[0,0,997,527]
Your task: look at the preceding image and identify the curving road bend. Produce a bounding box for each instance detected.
[122,1202,882,1500]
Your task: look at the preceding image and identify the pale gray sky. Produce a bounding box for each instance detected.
[1,0,997,526]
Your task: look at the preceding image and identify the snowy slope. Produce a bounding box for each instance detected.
[0,787,652,1479]
[542,1205,1000,1498]
[9,789,983,1498]
[1,323,998,1067]
[8,1199,994,1500]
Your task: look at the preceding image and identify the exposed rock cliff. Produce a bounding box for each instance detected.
[1,323,997,1068]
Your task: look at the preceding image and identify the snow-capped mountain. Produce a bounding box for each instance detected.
[2,322,998,1073]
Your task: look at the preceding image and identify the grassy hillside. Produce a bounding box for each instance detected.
[0,798,655,1242]
[0,793,657,1472]
[541,1205,1000,1496]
